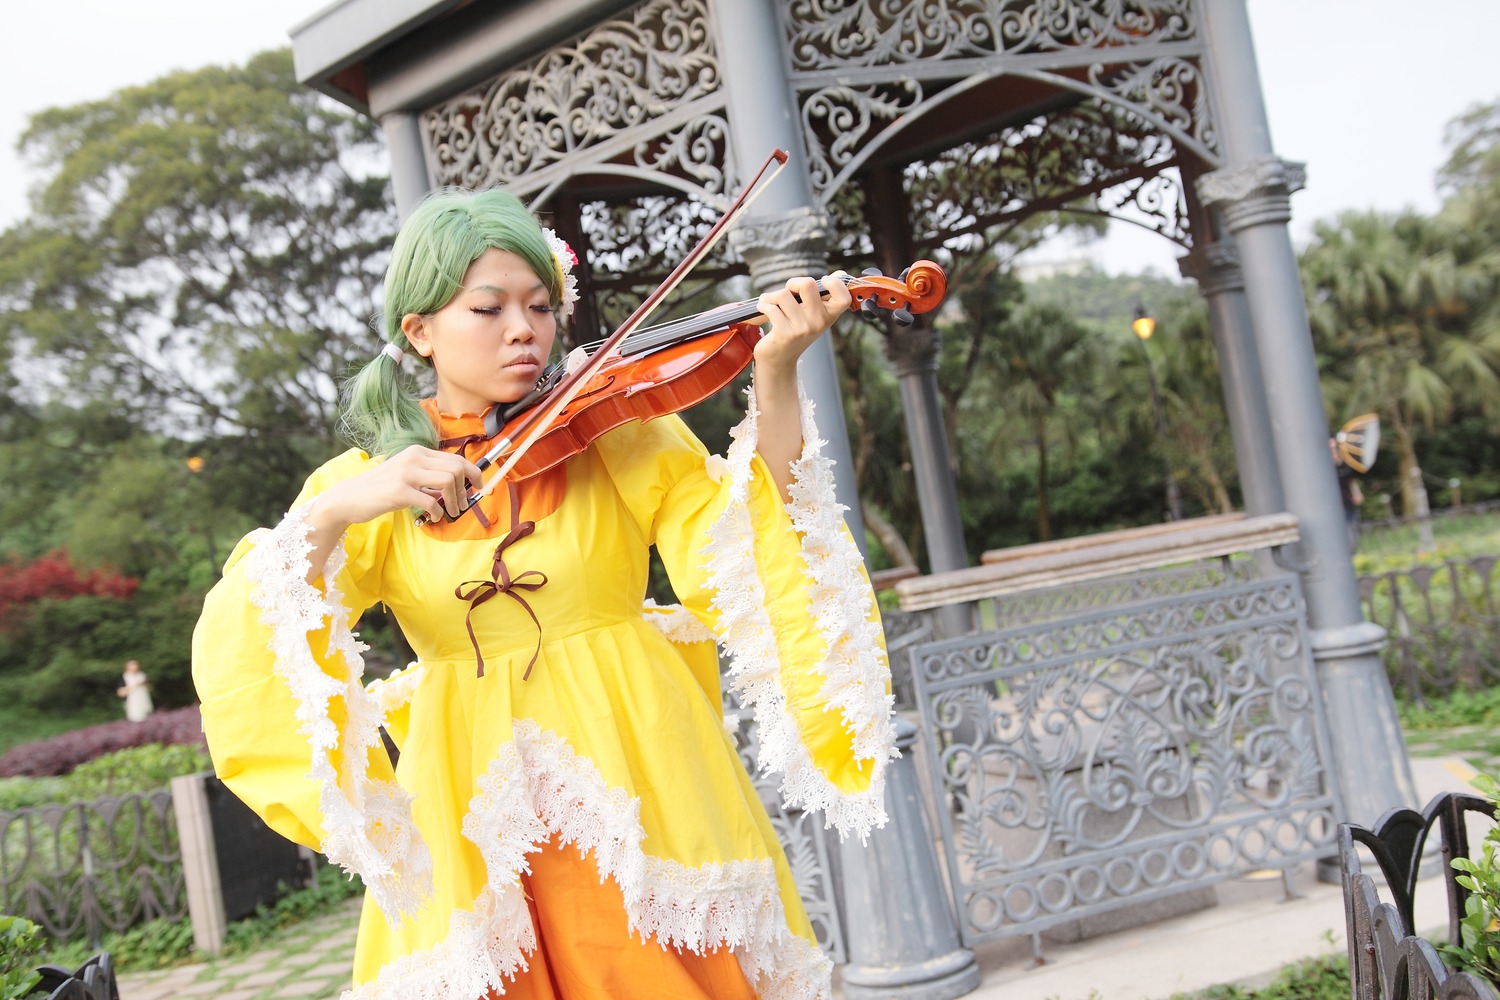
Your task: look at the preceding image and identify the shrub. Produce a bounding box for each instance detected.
[0,915,43,1000]
[0,551,136,630]
[0,706,205,778]
[1446,772,1500,981]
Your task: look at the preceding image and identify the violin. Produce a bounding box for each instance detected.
[416,148,947,526]
[424,263,947,523]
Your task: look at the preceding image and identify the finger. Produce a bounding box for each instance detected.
[821,273,853,312]
[758,288,792,320]
[415,487,448,521]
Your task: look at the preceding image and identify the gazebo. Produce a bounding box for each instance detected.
[289,2,1415,995]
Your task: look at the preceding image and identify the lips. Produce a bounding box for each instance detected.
[505,355,541,371]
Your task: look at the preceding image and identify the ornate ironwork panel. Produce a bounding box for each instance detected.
[781,0,1198,67]
[988,558,1259,628]
[896,103,1192,253]
[906,571,1340,946]
[778,0,1219,225]
[0,791,185,942]
[1359,554,1500,705]
[423,0,730,203]
[726,692,848,963]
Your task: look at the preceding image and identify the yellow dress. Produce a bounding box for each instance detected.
[192,387,895,1000]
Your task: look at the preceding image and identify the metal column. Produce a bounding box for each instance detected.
[709,3,979,994]
[1196,0,1416,828]
[709,0,865,554]
[1178,238,1285,517]
[380,111,431,221]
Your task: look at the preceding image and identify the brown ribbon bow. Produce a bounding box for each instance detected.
[454,479,548,679]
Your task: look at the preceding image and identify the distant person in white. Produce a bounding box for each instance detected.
[117,659,154,722]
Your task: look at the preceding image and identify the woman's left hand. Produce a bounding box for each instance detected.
[750,273,852,502]
[752,273,853,375]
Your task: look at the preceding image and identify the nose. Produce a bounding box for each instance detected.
[501,310,536,343]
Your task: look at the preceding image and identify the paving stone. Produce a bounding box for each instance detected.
[303,959,354,979]
[211,958,270,978]
[274,977,344,997]
[210,989,262,1000]
[232,968,290,990]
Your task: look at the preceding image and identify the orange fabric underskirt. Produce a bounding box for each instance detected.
[498,836,760,1000]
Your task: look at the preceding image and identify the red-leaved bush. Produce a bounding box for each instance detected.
[0,550,138,631]
[0,705,206,777]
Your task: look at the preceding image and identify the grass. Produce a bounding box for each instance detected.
[1175,953,1350,1000]
[1354,507,1500,573]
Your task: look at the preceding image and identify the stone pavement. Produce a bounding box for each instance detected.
[118,754,1484,1000]
[119,898,359,1000]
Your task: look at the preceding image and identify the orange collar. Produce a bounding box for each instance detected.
[415,398,566,540]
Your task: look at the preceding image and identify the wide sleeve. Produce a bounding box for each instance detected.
[191,448,433,920]
[596,379,897,843]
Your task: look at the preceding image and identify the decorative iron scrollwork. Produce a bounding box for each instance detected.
[780,0,1196,70]
[424,0,726,199]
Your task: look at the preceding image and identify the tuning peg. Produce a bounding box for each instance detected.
[861,267,884,277]
[859,298,882,321]
[898,266,910,282]
[892,307,914,327]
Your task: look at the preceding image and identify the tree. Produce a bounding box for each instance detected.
[0,49,396,514]
[975,302,1099,541]
[1301,209,1500,516]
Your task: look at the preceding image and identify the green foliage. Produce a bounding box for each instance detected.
[41,860,365,973]
[0,915,44,1000]
[1182,953,1350,1000]
[61,743,211,801]
[0,741,209,808]
[1444,773,1500,980]
[1401,687,1500,733]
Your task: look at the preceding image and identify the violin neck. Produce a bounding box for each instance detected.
[586,275,847,359]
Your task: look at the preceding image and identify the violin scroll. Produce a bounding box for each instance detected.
[847,260,947,327]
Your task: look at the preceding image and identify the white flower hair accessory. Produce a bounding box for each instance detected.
[541,228,580,321]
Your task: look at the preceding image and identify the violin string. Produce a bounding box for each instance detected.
[568,274,851,358]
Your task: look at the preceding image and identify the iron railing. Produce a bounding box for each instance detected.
[0,790,185,943]
[1340,792,1500,1000]
[1359,554,1500,704]
[904,568,1342,952]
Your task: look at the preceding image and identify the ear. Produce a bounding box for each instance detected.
[401,313,432,358]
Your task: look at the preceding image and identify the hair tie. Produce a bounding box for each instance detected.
[381,342,406,366]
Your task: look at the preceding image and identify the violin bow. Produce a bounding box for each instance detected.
[440,148,790,516]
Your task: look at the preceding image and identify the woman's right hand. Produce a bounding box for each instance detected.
[308,445,485,530]
[298,446,483,585]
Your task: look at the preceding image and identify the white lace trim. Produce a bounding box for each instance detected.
[700,379,896,843]
[345,721,832,999]
[244,506,432,920]
[641,598,717,645]
[348,741,543,1000]
[366,662,425,714]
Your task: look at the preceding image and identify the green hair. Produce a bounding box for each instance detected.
[340,188,563,457]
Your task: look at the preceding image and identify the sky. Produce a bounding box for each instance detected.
[2,0,1497,278]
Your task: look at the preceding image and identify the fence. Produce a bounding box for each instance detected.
[893,514,1343,955]
[2,736,849,963]
[1340,791,1500,1000]
[1360,554,1500,704]
[0,789,185,943]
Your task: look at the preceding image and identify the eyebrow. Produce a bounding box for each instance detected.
[465,281,547,295]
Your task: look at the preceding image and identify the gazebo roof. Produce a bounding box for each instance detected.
[290,0,634,116]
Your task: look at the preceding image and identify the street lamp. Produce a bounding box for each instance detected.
[1133,302,1182,522]
[185,455,219,573]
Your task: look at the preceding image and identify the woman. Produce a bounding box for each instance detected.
[118,659,153,722]
[192,188,895,1000]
